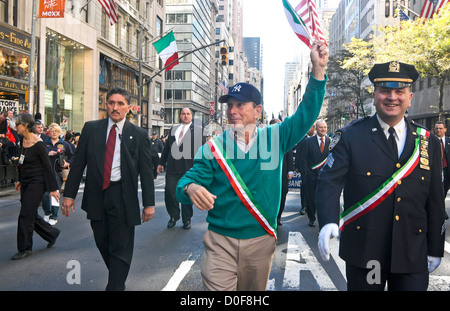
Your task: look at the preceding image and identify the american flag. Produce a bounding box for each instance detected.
[436,0,449,14]
[219,81,228,94]
[98,0,118,25]
[294,0,327,45]
[419,0,439,21]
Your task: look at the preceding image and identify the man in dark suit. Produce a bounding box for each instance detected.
[157,107,204,229]
[316,62,446,291]
[62,87,155,291]
[434,121,450,194]
[301,119,330,227]
[295,125,316,215]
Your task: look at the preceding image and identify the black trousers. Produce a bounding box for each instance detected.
[90,182,135,291]
[305,175,318,222]
[17,177,60,252]
[164,173,193,223]
[277,180,289,222]
[346,263,429,291]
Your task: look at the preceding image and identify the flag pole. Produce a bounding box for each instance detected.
[28,0,37,115]
[397,3,420,16]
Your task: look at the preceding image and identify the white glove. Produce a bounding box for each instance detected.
[318,223,339,261]
[427,256,441,273]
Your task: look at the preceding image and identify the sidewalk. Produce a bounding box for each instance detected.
[0,185,18,198]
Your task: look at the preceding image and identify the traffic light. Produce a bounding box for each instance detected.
[220,47,228,66]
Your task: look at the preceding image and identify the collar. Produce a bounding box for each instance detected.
[108,117,126,134]
[376,114,406,139]
[180,122,192,129]
[229,124,258,144]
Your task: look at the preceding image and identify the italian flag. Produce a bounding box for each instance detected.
[153,30,179,71]
[282,0,313,49]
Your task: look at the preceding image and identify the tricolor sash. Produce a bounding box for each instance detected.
[311,158,327,170]
[207,139,277,240]
[339,127,430,231]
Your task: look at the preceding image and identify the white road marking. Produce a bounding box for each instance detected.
[282,231,337,291]
[162,259,196,291]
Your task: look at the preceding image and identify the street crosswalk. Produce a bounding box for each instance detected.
[165,230,450,291]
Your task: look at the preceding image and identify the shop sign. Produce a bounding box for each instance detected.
[0,77,29,94]
[39,0,65,18]
[0,22,32,53]
[0,99,19,114]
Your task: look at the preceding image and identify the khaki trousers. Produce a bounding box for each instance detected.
[200,229,276,291]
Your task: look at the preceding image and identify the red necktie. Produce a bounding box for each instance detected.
[178,125,185,144]
[103,124,117,190]
[441,138,447,168]
[320,137,324,153]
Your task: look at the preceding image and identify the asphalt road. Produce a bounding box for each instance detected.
[0,172,449,293]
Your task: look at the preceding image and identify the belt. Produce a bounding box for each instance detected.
[109,179,122,186]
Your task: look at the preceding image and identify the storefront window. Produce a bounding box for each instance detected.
[0,46,29,80]
[45,29,85,132]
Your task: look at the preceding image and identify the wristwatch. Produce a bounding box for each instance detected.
[183,183,192,195]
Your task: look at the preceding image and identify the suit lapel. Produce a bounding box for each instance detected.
[95,119,108,175]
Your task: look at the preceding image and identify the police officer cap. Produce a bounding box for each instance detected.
[368,61,419,89]
[218,82,262,106]
[152,131,157,135]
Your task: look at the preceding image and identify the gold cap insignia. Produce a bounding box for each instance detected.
[389,61,400,73]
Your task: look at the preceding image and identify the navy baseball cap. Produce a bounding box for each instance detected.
[218,82,262,106]
[369,61,419,89]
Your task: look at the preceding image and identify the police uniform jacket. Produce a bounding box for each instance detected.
[316,115,446,273]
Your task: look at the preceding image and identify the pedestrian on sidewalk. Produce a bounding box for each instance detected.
[12,113,60,260]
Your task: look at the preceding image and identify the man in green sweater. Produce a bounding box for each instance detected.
[176,41,328,291]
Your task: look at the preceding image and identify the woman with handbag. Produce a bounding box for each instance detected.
[12,113,60,260]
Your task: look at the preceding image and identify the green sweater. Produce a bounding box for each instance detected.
[176,74,327,239]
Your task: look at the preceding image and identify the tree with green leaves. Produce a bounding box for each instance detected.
[375,6,450,120]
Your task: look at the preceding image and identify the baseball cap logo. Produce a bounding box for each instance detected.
[232,85,242,93]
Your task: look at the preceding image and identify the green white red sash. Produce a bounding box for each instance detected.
[207,139,277,240]
[339,127,430,231]
[311,158,327,170]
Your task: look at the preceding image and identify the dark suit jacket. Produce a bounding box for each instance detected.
[316,115,446,273]
[159,122,205,175]
[302,134,331,180]
[440,135,450,192]
[64,118,155,226]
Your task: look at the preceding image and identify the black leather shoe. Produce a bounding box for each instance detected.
[183,220,191,230]
[47,228,61,248]
[11,250,32,260]
[299,208,305,215]
[167,217,179,228]
[309,220,316,227]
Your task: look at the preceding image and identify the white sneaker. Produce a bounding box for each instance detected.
[49,219,58,226]
[44,215,50,222]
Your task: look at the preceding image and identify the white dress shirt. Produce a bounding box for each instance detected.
[107,117,126,182]
[175,122,192,145]
[377,115,407,158]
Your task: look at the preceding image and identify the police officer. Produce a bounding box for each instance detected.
[316,61,446,291]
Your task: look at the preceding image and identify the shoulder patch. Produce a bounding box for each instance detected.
[329,131,342,150]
